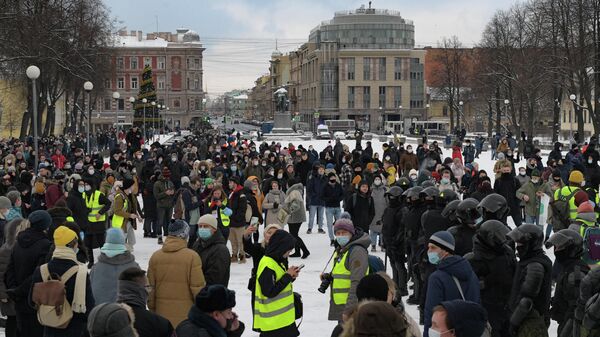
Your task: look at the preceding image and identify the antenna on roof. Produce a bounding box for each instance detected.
[275,39,278,51]
[155,15,159,39]
[369,1,372,8]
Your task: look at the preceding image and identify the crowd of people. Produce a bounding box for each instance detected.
[1,124,600,337]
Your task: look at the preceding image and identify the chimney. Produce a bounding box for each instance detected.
[137,30,143,41]
[118,29,127,37]
[130,30,136,37]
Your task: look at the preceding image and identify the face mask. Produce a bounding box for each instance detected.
[589,159,594,164]
[555,249,570,261]
[475,216,483,225]
[428,252,441,265]
[136,155,142,160]
[277,174,283,179]
[531,178,540,184]
[78,186,85,193]
[335,235,350,246]
[309,147,313,151]
[516,245,527,257]
[197,228,213,240]
[519,171,525,176]
[428,328,454,337]
[231,165,237,171]
[408,149,413,153]
[253,161,259,166]
[88,169,95,175]
[85,185,92,192]
[374,179,382,186]
[410,174,417,180]
[171,157,177,162]
[329,180,336,184]
[441,178,450,184]
[262,163,267,167]
[582,181,586,187]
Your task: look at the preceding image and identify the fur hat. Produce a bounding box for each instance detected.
[194,285,236,312]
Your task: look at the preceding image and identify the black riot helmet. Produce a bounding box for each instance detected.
[420,186,439,200]
[507,224,545,258]
[437,189,459,208]
[456,198,480,227]
[441,200,461,224]
[421,180,436,188]
[545,229,584,260]
[477,194,509,222]
[477,220,511,250]
[386,186,404,199]
[404,186,424,200]
[397,177,410,190]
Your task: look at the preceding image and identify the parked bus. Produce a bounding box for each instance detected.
[325,119,356,132]
[384,121,404,135]
[411,120,449,135]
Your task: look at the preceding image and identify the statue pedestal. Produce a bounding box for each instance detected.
[269,112,294,134]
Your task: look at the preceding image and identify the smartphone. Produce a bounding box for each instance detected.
[297,264,305,270]
[250,216,259,226]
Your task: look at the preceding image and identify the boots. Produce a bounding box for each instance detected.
[238,253,247,264]
[231,254,238,263]
[299,238,310,259]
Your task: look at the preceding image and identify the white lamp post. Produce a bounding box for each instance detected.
[112,91,121,135]
[83,81,93,153]
[26,65,40,174]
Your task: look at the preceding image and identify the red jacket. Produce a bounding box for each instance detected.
[451,146,463,163]
[51,154,66,169]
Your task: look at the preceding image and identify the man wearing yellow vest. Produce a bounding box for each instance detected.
[321,216,370,323]
[253,229,301,337]
[112,178,140,251]
[553,170,585,231]
[83,178,111,268]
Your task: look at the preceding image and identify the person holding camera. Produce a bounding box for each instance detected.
[320,215,370,323]
[253,229,301,337]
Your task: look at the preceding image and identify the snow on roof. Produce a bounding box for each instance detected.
[233,94,248,100]
[112,35,169,48]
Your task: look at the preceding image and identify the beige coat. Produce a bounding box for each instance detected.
[148,236,205,327]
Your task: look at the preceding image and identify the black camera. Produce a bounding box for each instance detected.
[318,273,333,294]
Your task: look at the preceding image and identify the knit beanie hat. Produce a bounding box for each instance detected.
[100,228,127,258]
[5,191,20,205]
[351,175,362,186]
[333,218,355,235]
[0,196,11,209]
[168,220,190,239]
[356,274,389,302]
[569,170,584,184]
[198,214,218,230]
[441,300,488,337]
[574,190,590,207]
[29,210,52,231]
[181,176,191,186]
[531,169,540,177]
[578,201,595,214]
[353,301,407,337]
[87,303,136,337]
[205,177,214,185]
[121,178,134,191]
[429,231,455,254]
[54,226,77,246]
[194,285,236,312]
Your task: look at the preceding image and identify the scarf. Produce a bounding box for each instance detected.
[100,243,127,258]
[117,280,147,308]
[52,246,87,313]
[188,305,227,337]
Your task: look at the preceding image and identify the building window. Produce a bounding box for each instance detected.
[195,99,201,110]
[194,78,199,90]
[187,78,190,90]
[144,57,152,67]
[443,105,448,117]
[158,57,165,69]
[104,98,111,111]
[194,59,200,69]
[131,77,138,90]
[116,57,124,69]
[347,58,355,80]
[363,86,371,109]
[104,78,111,89]
[186,58,191,69]
[173,99,181,108]
[378,58,386,81]
[394,58,402,80]
[158,76,165,90]
[393,86,401,108]
[379,86,386,109]
[363,58,371,81]
[130,57,138,70]
[118,99,124,111]
[348,86,355,109]
[117,77,124,89]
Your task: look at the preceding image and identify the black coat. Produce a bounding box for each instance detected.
[66,190,89,232]
[448,224,477,257]
[381,201,405,260]
[550,257,589,325]
[421,208,452,244]
[494,173,522,210]
[404,204,427,243]
[193,230,231,287]
[345,192,375,232]
[176,306,244,337]
[321,182,344,208]
[5,228,50,314]
[228,188,247,228]
[128,303,174,337]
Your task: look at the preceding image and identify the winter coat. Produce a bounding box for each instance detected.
[90,252,140,305]
[424,255,481,337]
[585,162,600,190]
[295,159,312,186]
[462,144,476,164]
[176,305,245,337]
[328,231,371,321]
[516,181,545,217]
[66,189,89,232]
[421,209,452,244]
[192,230,231,287]
[283,183,306,224]
[262,189,286,226]
[399,152,419,174]
[243,165,264,182]
[494,173,522,210]
[0,224,18,316]
[45,181,64,209]
[551,257,589,325]
[307,170,327,206]
[322,182,344,208]
[153,176,175,209]
[123,300,174,337]
[148,236,206,327]
[30,257,95,337]
[576,268,600,330]
[369,184,388,232]
[447,224,476,257]
[228,187,247,228]
[5,228,51,314]
[345,192,375,233]
[381,200,405,261]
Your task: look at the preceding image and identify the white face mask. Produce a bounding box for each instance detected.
[374,179,382,186]
[277,174,283,179]
[88,169,95,175]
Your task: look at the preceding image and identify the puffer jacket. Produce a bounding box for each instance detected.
[283,183,306,224]
[424,255,481,337]
[192,230,230,287]
[369,184,388,232]
[262,189,286,226]
[148,236,205,327]
[90,252,140,305]
[328,231,371,321]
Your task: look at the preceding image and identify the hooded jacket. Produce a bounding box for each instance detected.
[90,252,140,305]
[283,183,306,224]
[153,175,175,209]
[307,164,327,206]
[369,183,388,232]
[424,255,481,337]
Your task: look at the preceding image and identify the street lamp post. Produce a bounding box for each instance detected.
[458,101,464,131]
[379,106,383,133]
[112,91,121,136]
[569,94,578,142]
[26,65,40,174]
[141,98,147,142]
[83,81,93,153]
[151,101,156,140]
[425,104,430,121]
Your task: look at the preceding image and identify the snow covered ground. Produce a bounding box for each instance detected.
[106,136,558,336]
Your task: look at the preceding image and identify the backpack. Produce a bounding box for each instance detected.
[550,188,578,231]
[173,188,188,220]
[31,264,81,329]
[584,226,600,261]
[348,246,385,274]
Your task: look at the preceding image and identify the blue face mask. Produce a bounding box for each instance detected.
[197,228,213,240]
[78,186,85,193]
[428,252,441,265]
[475,216,483,225]
[441,178,450,185]
[335,235,350,246]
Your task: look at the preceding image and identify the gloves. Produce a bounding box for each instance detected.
[273,202,279,209]
[223,207,233,217]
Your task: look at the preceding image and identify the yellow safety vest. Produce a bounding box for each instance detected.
[554,186,580,220]
[112,194,129,229]
[253,256,295,332]
[331,249,368,305]
[208,199,230,227]
[85,190,106,222]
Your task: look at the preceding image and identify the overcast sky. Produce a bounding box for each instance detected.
[104,0,517,95]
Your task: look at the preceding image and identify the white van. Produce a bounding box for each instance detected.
[316,124,331,139]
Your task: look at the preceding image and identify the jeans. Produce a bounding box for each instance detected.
[545,222,554,239]
[525,215,539,226]
[325,207,341,240]
[491,148,497,160]
[369,230,381,247]
[156,207,172,237]
[308,205,324,230]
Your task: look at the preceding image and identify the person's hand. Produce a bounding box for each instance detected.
[244,225,257,237]
[522,195,529,202]
[536,191,544,197]
[228,312,240,331]
[287,266,300,278]
[95,213,101,220]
